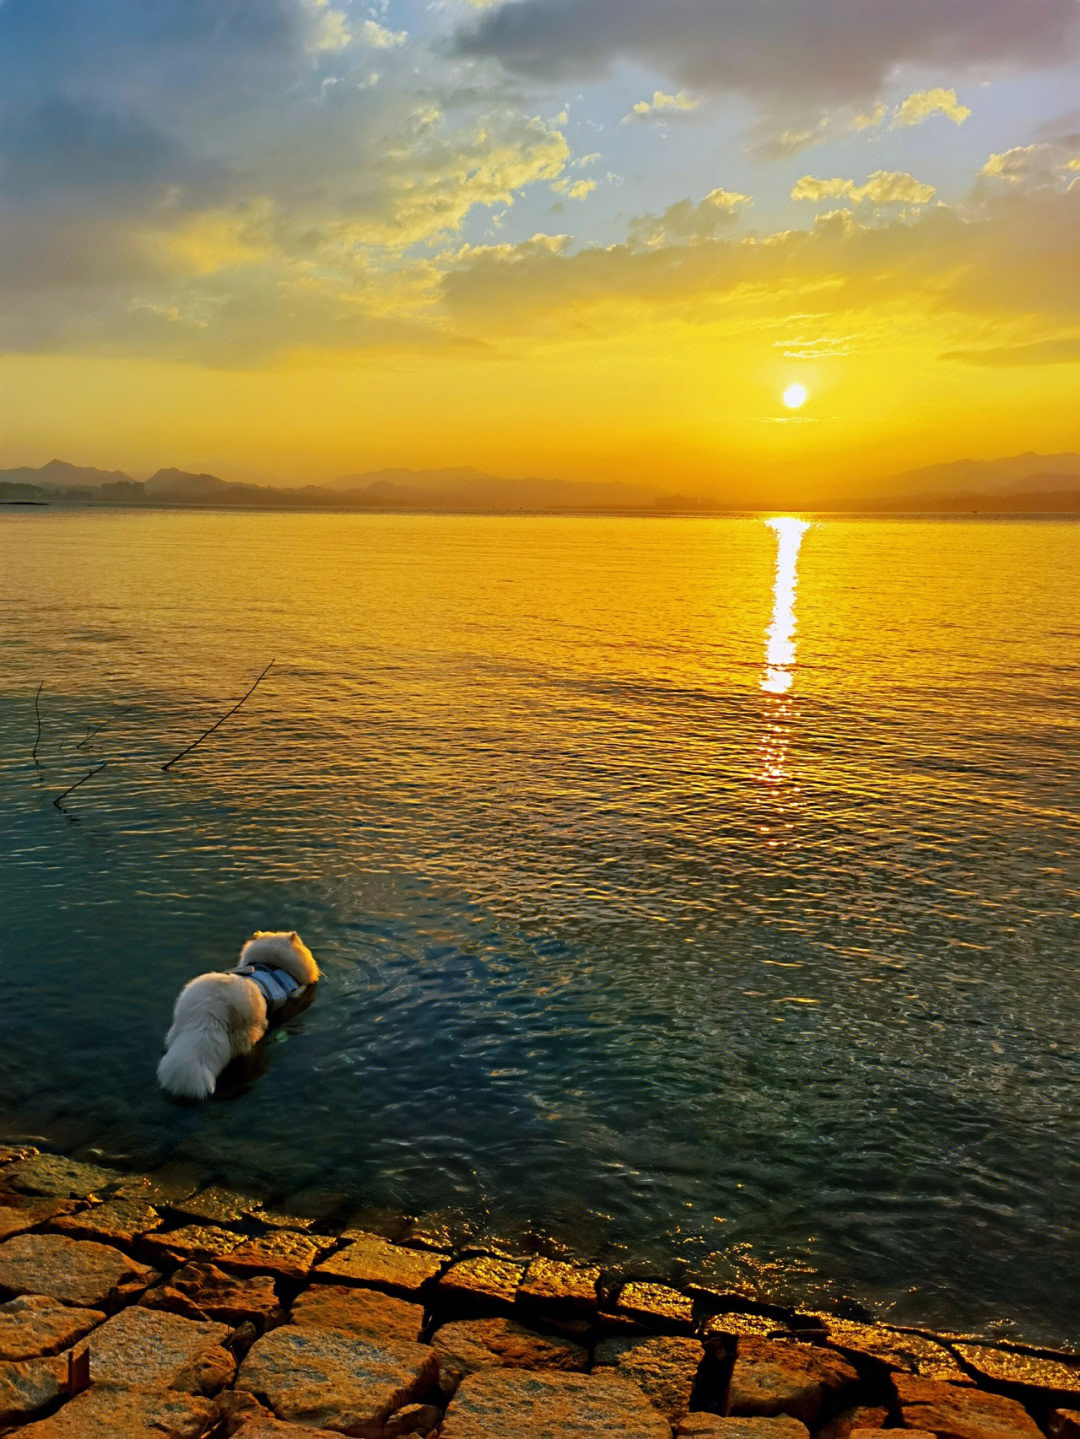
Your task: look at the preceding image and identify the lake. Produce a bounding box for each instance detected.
[1,507,1078,1345]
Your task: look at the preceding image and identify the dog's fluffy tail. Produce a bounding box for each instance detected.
[157,1026,234,1100]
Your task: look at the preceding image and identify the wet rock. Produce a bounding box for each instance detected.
[51,1197,162,1245]
[291,1284,425,1345]
[0,1202,78,1244]
[143,1223,245,1263]
[817,1319,969,1382]
[314,1231,447,1296]
[894,1375,1043,1439]
[727,1338,858,1425]
[0,1232,159,1309]
[432,1316,589,1399]
[1050,1411,1080,1439]
[17,1381,219,1437]
[141,1261,284,1331]
[0,1146,39,1168]
[113,1164,206,1207]
[236,1324,438,1434]
[517,1257,600,1316]
[0,1354,66,1426]
[85,1305,234,1394]
[383,1401,443,1436]
[675,1417,810,1439]
[0,1293,105,1360]
[440,1255,526,1307]
[595,1333,704,1423]
[168,1186,265,1226]
[438,1368,672,1438]
[1,1154,121,1200]
[815,1404,889,1439]
[222,1229,334,1282]
[339,1210,413,1243]
[702,1313,785,1341]
[617,1282,695,1330]
[405,1212,479,1253]
[953,1344,1080,1398]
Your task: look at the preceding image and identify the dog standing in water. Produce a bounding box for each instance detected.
[157,931,318,1100]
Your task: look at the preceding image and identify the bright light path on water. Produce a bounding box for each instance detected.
[762,517,811,695]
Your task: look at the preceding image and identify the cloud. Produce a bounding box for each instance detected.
[624,90,699,123]
[940,337,1080,365]
[357,18,407,48]
[791,171,936,204]
[551,177,597,198]
[454,0,1079,103]
[892,87,971,128]
[627,188,750,247]
[980,142,1079,186]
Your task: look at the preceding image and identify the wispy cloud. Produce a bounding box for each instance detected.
[623,90,699,123]
[791,171,935,204]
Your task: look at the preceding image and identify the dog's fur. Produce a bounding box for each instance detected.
[157,931,318,1100]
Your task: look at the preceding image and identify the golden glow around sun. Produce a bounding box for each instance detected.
[783,384,807,409]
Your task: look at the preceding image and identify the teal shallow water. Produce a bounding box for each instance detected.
[2,509,1079,1344]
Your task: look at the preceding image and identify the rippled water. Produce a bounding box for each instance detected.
[2,508,1079,1344]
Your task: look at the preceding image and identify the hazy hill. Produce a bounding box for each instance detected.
[331,467,661,510]
[871,452,1080,501]
[0,459,136,489]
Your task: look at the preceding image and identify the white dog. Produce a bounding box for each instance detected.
[157,931,319,1100]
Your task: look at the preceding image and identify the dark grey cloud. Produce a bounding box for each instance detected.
[455,0,1079,101]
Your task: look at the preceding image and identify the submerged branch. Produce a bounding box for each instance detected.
[32,681,43,764]
[53,762,107,817]
[161,659,276,772]
[76,704,134,750]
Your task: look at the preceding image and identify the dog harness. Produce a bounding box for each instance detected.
[232,963,305,1013]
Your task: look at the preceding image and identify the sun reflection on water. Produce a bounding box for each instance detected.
[759,517,810,790]
[762,517,810,697]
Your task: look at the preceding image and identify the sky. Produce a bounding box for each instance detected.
[1,0,1078,501]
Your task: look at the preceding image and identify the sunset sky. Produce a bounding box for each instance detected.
[1,0,1078,500]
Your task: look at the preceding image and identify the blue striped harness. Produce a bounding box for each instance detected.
[233,962,305,1013]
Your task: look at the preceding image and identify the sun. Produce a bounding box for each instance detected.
[783,383,808,409]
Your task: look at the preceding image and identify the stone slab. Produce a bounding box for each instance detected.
[432,1316,588,1398]
[291,1284,425,1345]
[237,1323,439,1434]
[517,1257,600,1315]
[895,1376,1043,1439]
[617,1282,695,1329]
[727,1338,858,1425]
[440,1255,526,1307]
[1050,1412,1080,1439]
[0,1293,105,1360]
[314,1231,447,1296]
[168,1186,265,1226]
[818,1318,969,1381]
[676,1418,810,1439]
[815,1404,889,1439]
[703,1312,786,1340]
[0,1354,66,1427]
[86,1304,234,1394]
[0,1202,78,1244]
[50,1197,163,1245]
[438,1368,672,1438]
[232,1422,346,1438]
[17,1381,219,1437]
[595,1333,704,1422]
[383,1401,443,1437]
[223,1229,333,1282]
[953,1344,1080,1396]
[141,1261,284,1330]
[0,1232,159,1309]
[1,1154,121,1200]
[0,1146,39,1167]
[143,1223,245,1263]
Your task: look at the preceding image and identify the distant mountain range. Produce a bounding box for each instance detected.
[3,454,1080,513]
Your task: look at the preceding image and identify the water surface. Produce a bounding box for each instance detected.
[2,509,1078,1344]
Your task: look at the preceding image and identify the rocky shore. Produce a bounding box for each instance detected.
[0,1146,1077,1439]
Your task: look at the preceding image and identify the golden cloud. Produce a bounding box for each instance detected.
[892,87,971,127]
[791,171,936,204]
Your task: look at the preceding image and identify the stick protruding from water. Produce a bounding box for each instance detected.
[161,659,276,772]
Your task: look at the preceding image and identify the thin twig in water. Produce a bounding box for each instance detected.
[162,659,276,772]
[32,681,43,764]
[76,704,135,750]
[53,762,107,817]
